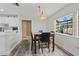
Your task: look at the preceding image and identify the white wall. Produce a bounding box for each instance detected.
[32,18,49,32]
[47,17,55,31]
[21,17,49,33]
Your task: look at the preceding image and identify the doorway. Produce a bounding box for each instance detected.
[22,20,32,40]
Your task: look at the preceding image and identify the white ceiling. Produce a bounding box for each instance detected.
[0,3,68,19]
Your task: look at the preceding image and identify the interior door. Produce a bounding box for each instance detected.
[22,20,32,40]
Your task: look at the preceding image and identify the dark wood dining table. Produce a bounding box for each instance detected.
[34,32,55,54]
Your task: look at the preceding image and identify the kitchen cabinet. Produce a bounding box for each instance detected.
[0,16,21,55]
[0,32,21,55]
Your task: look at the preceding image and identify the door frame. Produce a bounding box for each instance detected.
[22,20,32,40]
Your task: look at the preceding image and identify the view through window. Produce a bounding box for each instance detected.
[56,15,73,35]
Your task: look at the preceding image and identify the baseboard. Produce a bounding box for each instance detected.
[9,40,22,56]
[9,40,29,56]
[55,43,74,56]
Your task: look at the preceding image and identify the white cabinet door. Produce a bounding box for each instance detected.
[8,17,19,27]
[0,17,8,24]
[0,36,6,55]
[0,17,5,23]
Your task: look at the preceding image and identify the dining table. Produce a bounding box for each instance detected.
[34,32,55,54]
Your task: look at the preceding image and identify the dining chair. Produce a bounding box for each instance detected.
[31,32,40,52]
[50,31,55,52]
[39,32,50,53]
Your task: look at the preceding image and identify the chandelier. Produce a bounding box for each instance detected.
[37,6,47,20]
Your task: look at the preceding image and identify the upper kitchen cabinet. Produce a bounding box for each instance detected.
[8,16,19,27]
[0,15,19,27]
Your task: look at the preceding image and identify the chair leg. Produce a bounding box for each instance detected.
[52,41,54,52]
[31,41,33,51]
[40,43,43,53]
[41,47,43,53]
[38,41,40,49]
[48,42,50,52]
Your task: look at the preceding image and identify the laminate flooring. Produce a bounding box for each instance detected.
[10,40,68,56]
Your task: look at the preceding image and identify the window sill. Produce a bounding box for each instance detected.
[55,32,79,39]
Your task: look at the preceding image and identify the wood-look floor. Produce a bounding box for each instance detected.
[10,40,68,56]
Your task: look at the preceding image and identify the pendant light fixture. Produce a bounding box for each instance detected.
[37,6,47,20]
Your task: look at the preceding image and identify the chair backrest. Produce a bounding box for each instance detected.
[50,31,54,36]
[39,30,43,33]
[40,32,50,42]
[50,31,54,33]
[31,32,33,40]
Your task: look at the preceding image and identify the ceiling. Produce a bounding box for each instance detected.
[0,3,68,19]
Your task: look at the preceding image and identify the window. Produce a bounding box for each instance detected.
[56,16,73,35]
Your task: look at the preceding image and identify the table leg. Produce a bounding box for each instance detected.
[34,36,36,54]
[52,34,55,52]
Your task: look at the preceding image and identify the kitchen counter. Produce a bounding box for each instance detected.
[0,31,21,55]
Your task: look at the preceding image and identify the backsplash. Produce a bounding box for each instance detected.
[0,23,18,32]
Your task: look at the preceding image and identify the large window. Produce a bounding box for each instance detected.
[56,16,73,35]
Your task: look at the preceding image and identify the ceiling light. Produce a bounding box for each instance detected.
[39,15,47,20]
[37,6,47,20]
